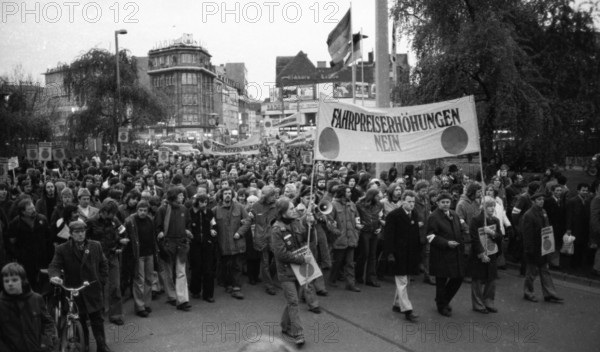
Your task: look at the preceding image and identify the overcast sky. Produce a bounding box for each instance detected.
[1,0,411,101]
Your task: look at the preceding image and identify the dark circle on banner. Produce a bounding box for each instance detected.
[29,151,36,159]
[319,127,340,159]
[119,133,127,141]
[543,238,552,251]
[203,140,212,149]
[55,150,64,159]
[265,121,272,128]
[487,241,496,252]
[41,150,50,159]
[441,126,469,155]
[299,263,316,278]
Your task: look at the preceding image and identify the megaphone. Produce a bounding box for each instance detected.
[316,200,333,215]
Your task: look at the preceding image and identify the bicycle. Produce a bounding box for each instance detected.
[52,280,93,352]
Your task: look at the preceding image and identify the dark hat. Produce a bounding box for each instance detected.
[69,220,86,231]
[448,164,459,173]
[531,192,545,200]
[436,192,452,202]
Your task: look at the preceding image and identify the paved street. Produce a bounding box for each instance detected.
[102,269,600,352]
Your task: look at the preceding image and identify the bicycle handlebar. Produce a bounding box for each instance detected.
[53,280,96,293]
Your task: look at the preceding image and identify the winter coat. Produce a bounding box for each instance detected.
[8,214,52,271]
[522,205,550,265]
[251,200,278,251]
[0,288,56,352]
[212,201,250,256]
[414,195,431,243]
[426,208,466,278]
[271,219,307,282]
[383,207,422,276]
[124,214,157,261]
[48,239,108,314]
[468,212,502,281]
[328,198,359,249]
[590,195,600,245]
[87,214,125,258]
[456,194,481,247]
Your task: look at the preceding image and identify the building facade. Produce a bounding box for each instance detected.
[147,34,216,141]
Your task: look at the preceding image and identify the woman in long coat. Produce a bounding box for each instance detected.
[469,197,503,313]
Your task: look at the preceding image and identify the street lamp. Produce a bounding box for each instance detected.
[115,29,127,153]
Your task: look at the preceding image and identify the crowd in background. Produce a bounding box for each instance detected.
[1,148,600,350]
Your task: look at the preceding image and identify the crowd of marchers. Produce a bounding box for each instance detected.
[1,150,600,350]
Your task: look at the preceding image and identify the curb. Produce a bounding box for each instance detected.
[505,261,600,289]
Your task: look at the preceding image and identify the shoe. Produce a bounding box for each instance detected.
[463,277,472,283]
[485,306,498,313]
[366,281,381,287]
[109,318,125,326]
[136,310,149,318]
[309,307,322,314]
[544,296,564,303]
[282,330,305,347]
[524,295,538,302]
[266,287,277,296]
[145,307,152,313]
[226,286,233,294]
[191,293,202,299]
[438,307,451,317]
[166,299,177,306]
[316,290,329,296]
[177,303,191,311]
[392,306,401,313]
[204,297,215,303]
[328,281,339,288]
[473,308,489,314]
[232,291,244,299]
[346,285,361,292]
[405,312,419,322]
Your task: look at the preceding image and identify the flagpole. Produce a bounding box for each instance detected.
[350,2,356,104]
[360,27,365,107]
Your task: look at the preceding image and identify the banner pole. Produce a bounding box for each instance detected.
[305,157,316,289]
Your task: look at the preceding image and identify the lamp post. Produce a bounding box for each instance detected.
[115,29,127,153]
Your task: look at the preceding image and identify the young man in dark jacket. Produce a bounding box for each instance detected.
[124,200,156,317]
[0,262,56,352]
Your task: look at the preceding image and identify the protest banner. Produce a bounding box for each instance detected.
[314,95,480,162]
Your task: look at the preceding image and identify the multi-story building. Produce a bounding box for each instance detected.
[147,34,216,141]
[43,65,79,137]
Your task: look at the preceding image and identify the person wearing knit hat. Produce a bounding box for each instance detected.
[77,187,99,222]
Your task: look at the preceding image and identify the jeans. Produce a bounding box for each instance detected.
[105,254,123,320]
[281,281,303,337]
[163,238,190,305]
[355,232,378,283]
[133,255,153,312]
[260,249,275,290]
[523,262,558,299]
[222,254,244,290]
[330,247,356,286]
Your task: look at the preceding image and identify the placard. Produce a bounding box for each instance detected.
[118,127,129,143]
[541,226,555,256]
[8,157,19,170]
[290,246,322,285]
[158,147,169,163]
[39,142,52,162]
[301,151,313,165]
[26,145,39,161]
[478,224,498,256]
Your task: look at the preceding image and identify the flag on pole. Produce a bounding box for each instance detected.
[314,94,481,162]
[326,9,351,66]
[345,33,368,66]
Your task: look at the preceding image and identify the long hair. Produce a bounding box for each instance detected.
[359,188,380,207]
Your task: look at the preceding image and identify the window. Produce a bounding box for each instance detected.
[182,94,198,105]
[182,73,198,85]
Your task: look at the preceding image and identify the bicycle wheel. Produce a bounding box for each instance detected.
[60,320,85,352]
